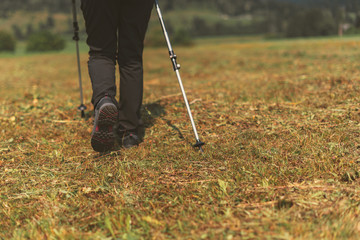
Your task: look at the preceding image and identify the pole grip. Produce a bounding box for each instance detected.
[71,0,80,41]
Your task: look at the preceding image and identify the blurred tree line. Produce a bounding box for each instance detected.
[0,1,70,17]
[0,0,360,40]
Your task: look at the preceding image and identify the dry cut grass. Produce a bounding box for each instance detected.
[1,36,360,239]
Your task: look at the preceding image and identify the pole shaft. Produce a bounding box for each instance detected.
[71,0,85,107]
[155,0,173,53]
[75,41,84,105]
[155,0,202,143]
[175,70,200,140]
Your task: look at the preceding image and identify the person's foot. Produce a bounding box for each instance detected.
[122,132,140,149]
[91,96,118,152]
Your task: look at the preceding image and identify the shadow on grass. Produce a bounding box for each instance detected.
[139,101,165,140]
[141,101,184,140]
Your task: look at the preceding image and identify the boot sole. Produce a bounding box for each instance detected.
[91,104,118,152]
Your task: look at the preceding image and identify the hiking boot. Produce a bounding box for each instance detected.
[122,132,140,149]
[91,96,118,152]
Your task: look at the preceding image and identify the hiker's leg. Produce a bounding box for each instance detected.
[81,0,119,107]
[117,0,154,131]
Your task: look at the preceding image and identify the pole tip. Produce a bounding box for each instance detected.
[199,146,204,153]
[194,140,205,152]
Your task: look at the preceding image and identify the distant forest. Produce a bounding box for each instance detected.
[0,0,360,39]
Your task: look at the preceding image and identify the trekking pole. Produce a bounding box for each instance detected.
[154,0,205,152]
[71,0,86,118]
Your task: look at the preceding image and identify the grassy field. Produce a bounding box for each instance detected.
[1,35,360,239]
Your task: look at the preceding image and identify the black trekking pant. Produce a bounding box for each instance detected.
[81,0,154,131]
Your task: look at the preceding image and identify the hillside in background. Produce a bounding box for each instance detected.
[280,0,359,9]
[0,0,359,42]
